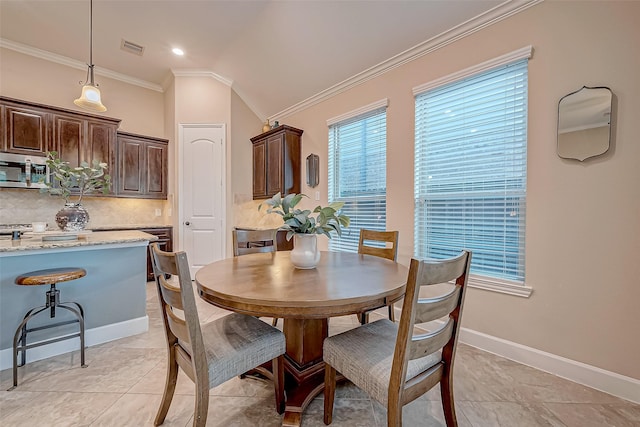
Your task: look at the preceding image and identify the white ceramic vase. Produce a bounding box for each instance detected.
[290,234,320,269]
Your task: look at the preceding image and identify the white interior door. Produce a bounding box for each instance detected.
[179,124,225,276]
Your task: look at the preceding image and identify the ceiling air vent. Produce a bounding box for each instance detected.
[120,39,145,56]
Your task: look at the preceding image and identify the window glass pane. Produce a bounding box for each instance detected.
[414,59,528,282]
[329,108,387,252]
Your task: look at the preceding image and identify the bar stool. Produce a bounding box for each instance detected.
[9,267,88,390]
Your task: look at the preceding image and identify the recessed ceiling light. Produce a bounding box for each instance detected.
[172,48,184,56]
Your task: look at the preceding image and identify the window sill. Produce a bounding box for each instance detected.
[468,274,532,298]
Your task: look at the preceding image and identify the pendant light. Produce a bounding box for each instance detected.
[74,0,107,112]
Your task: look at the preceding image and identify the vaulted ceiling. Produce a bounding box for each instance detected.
[1,1,537,120]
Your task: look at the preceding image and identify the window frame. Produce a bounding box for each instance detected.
[413,47,533,298]
[327,99,388,253]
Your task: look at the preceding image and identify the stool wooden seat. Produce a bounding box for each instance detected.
[16,267,87,286]
[9,267,88,391]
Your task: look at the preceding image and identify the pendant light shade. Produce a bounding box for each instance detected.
[74,66,106,112]
[74,0,106,112]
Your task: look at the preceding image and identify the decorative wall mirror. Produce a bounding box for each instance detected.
[557,86,612,161]
[306,153,319,188]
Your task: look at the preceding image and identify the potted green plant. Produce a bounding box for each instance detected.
[40,151,111,231]
[260,192,350,268]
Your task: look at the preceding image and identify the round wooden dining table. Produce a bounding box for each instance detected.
[195,250,408,427]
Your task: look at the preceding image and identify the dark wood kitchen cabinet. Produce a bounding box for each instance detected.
[0,97,120,195]
[141,227,173,280]
[250,125,302,199]
[50,113,119,195]
[1,99,51,156]
[117,131,168,199]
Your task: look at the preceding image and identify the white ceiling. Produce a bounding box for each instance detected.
[1,0,528,121]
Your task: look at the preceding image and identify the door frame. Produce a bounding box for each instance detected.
[177,123,227,259]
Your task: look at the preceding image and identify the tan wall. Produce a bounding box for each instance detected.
[0,48,165,137]
[0,48,169,227]
[282,1,640,379]
[170,75,233,249]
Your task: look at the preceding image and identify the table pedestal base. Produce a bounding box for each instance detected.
[281,317,329,427]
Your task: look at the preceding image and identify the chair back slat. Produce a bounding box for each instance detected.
[358,229,399,262]
[166,305,190,345]
[413,286,461,324]
[233,229,278,256]
[158,276,184,311]
[407,318,454,360]
[415,256,469,286]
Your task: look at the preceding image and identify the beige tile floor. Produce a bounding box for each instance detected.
[1,281,639,427]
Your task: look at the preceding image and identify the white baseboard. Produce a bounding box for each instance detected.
[385,306,640,404]
[458,326,640,404]
[0,316,148,371]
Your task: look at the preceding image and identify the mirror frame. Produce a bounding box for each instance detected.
[557,86,613,162]
[306,153,319,188]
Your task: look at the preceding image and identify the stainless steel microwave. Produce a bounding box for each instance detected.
[0,152,49,189]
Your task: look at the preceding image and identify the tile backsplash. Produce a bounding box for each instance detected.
[0,189,170,228]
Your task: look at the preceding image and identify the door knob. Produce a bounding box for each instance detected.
[184,221,190,226]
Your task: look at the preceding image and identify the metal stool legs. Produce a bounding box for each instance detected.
[9,283,87,391]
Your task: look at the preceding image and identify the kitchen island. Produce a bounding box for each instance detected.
[0,230,156,370]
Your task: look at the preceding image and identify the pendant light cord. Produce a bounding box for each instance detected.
[88,0,95,86]
[89,0,93,66]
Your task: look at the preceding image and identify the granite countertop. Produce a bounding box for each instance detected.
[90,224,172,231]
[0,230,158,253]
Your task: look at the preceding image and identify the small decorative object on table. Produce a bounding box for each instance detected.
[40,151,111,231]
[260,192,350,269]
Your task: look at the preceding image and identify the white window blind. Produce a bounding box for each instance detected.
[328,107,387,253]
[414,59,528,282]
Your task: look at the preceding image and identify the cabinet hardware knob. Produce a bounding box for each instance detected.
[184,221,190,226]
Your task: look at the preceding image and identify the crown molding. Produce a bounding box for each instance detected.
[171,69,233,87]
[269,0,543,121]
[0,38,164,92]
[326,98,388,126]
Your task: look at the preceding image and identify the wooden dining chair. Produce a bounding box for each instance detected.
[232,228,278,256]
[232,228,281,326]
[323,250,472,427]
[149,243,286,427]
[357,229,399,323]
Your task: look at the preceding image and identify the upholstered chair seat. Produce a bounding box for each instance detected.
[323,318,441,406]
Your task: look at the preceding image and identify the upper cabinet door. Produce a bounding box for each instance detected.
[266,133,284,197]
[117,136,144,196]
[5,105,50,156]
[145,141,167,198]
[252,139,267,198]
[87,121,118,194]
[51,113,84,168]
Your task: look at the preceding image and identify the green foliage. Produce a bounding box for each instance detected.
[259,192,350,240]
[40,151,111,203]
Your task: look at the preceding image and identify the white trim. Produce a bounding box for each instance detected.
[171,69,233,87]
[0,316,148,371]
[459,326,640,405]
[468,274,533,297]
[270,0,542,121]
[0,38,163,92]
[412,45,533,96]
[326,98,388,126]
